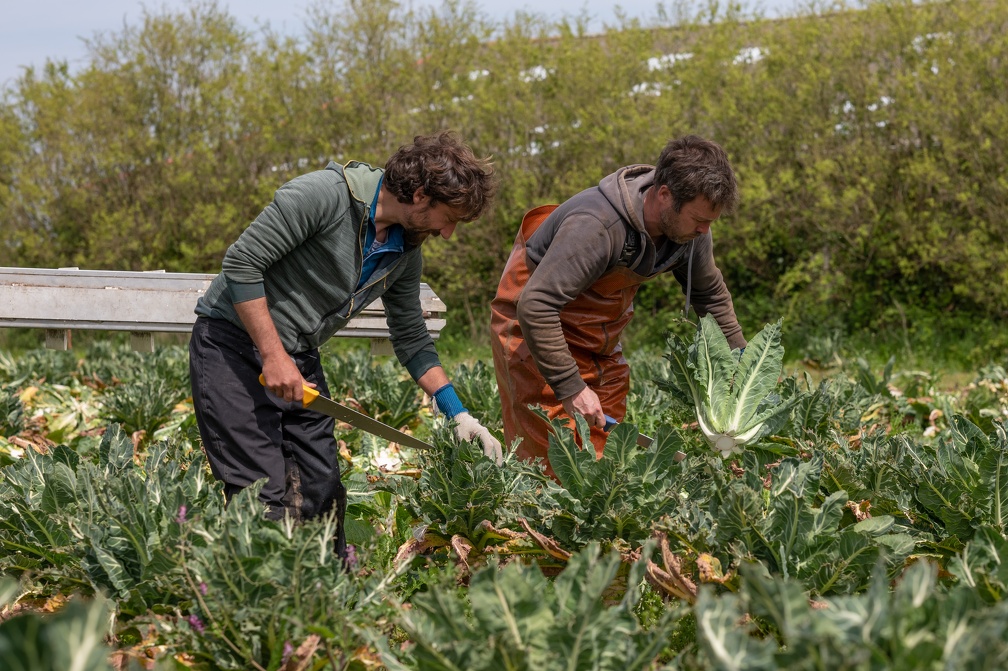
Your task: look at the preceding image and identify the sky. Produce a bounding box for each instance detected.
[1,0,802,89]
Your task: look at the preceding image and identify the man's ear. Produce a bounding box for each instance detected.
[656,184,685,213]
[655,184,674,207]
[412,187,429,206]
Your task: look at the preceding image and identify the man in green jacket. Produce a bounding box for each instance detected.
[190,131,501,556]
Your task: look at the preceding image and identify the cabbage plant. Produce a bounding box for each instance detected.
[662,315,796,457]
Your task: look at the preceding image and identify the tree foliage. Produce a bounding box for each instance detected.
[1,0,1006,340]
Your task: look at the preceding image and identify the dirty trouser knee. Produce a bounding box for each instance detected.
[189,316,344,543]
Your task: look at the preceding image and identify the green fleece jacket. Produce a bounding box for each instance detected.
[195,161,441,380]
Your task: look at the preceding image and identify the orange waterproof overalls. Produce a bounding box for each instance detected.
[490,205,651,478]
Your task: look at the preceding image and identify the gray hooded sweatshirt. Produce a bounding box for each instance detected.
[516,165,745,400]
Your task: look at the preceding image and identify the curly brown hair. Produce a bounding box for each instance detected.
[655,135,740,214]
[383,130,497,222]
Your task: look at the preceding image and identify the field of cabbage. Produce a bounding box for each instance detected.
[1,323,1007,670]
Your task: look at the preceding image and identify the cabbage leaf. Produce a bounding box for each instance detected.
[663,315,796,457]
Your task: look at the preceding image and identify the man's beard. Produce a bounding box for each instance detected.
[404,228,433,246]
[660,208,693,245]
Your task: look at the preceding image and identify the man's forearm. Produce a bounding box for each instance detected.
[233,297,287,364]
[516,294,586,400]
[234,297,307,402]
[416,366,451,397]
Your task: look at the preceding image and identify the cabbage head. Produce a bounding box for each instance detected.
[662,315,795,457]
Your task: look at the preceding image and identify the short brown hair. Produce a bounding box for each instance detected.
[383,130,497,221]
[655,135,740,214]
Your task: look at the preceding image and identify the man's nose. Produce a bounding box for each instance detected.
[696,222,711,235]
[440,223,457,239]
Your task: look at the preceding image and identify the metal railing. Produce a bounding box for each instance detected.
[0,267,446,353]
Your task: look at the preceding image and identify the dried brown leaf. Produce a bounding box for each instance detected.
[518,518,571,561]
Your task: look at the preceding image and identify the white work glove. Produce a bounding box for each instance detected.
[453,412,503,465]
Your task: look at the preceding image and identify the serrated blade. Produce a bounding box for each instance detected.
[259,375,433,451]
[306,392,435,451]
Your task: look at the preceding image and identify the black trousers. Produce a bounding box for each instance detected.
[189,316,346,556]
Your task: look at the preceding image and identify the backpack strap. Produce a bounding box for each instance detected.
[616,222,643,268]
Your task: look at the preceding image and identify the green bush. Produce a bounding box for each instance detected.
[1,0,1005,348]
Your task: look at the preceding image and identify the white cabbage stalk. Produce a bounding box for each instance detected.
[665,316,793,458]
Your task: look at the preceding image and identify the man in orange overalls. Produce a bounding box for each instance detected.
[490,135,747,477]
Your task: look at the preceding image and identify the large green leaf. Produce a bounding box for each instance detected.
[469,562,554,667]
[948,526,1008,604]
[693,586,777,670]
[726,555,1008,668]
[388,422,541,545]
[168,482,370,669]
[738,560,812,642]
[531,417,691,550]
[977,422,1008,533]
[0,446,79,576]
[0,596,112,671]
[727,318,785,433]
[393,545,677,671]
[695,314,736,428]
[631,426,683,486]
[685,452,914,596]
[97,424,134,475]
[663,315,798,457]
[407,583,497,670]
[547,414,596,498]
